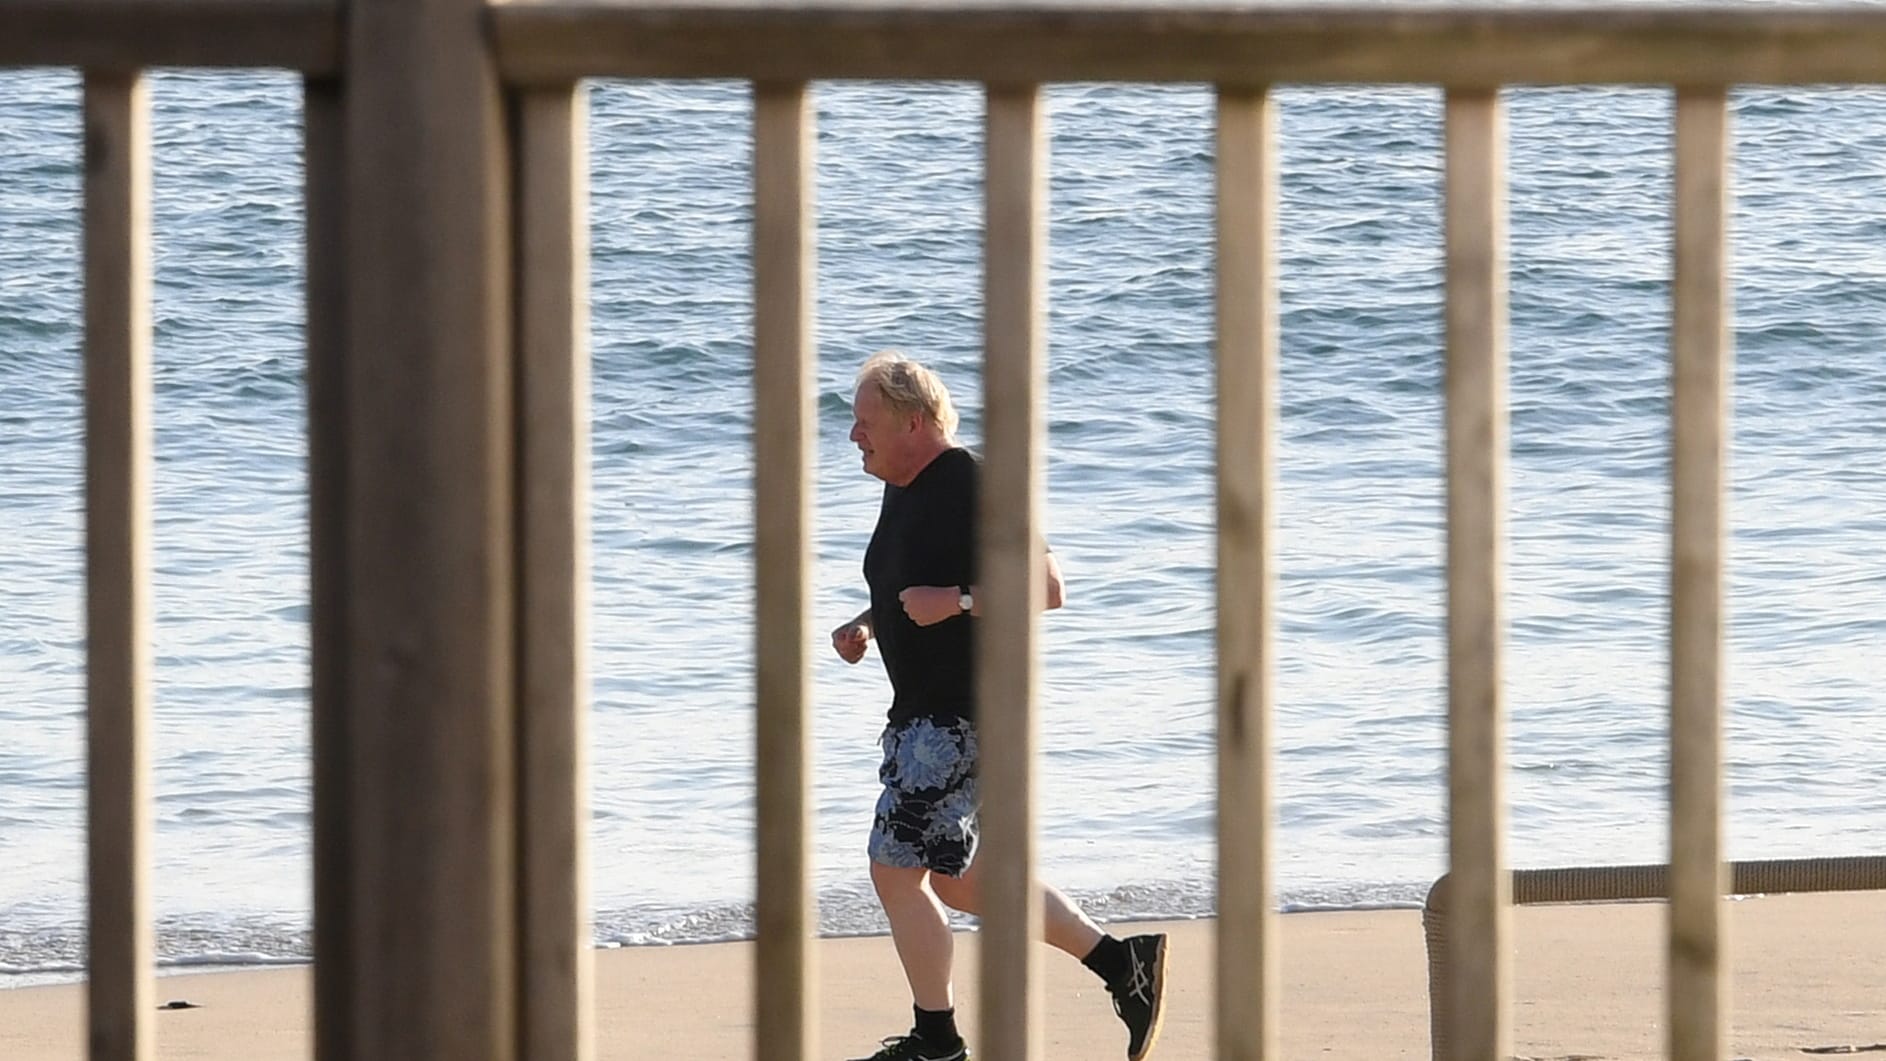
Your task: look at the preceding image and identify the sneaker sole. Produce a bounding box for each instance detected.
[1129,935,1169,1061]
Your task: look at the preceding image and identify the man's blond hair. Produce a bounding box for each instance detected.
[855,351,960,438]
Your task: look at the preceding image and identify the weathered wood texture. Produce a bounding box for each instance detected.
[0,0,339,72]
[751,79,818,1061]
[1442,86,1510,1061]
[1668,85,1731,1061]
[10,1,1886,81]
[1214,82,1280,1061]
[84,67,154,1061]
[978,82,1047,1061]
[335,0,520,1054]
[493,2,1886,85]
[304,72,353,1061]
[513,84,594,1061]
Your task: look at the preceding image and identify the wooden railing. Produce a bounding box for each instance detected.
[7,2,1878,1059]
[1423,857,1886,1061]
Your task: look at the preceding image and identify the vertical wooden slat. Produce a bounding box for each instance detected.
[752,79,818,1061]
[1668,85,1731,1061]
[83,67,153,1061]
[1214,83,1279,1061]
[514,84,594,1061]
[341,0,518,1053]
[1442,86,1510,1061]
[979,82,1047,1061]
[305,73,352,1061]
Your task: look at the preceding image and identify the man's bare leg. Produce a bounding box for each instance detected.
[928,858,1104,959]
[871,861,956,1011]
[931,860,1169,1059]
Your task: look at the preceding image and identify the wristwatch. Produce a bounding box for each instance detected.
[958,585,973,614]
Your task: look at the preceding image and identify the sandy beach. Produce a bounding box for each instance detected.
[2,891,1879,1060]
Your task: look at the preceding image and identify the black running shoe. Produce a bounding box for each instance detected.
[1106,933,1169,1061]
[848,1033,970,1061]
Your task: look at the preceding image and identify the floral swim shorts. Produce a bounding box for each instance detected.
[868,715,980,877]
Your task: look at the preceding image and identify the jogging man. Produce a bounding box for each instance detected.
[832,351,1169,1061]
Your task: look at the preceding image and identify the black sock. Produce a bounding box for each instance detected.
[1081,934,1129,987]
[914,1004,960,1045]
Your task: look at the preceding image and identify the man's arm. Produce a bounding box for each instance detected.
[898,552,1067,626]
[962,552,1067,614]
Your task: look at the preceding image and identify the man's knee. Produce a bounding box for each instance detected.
[929,870,975,913]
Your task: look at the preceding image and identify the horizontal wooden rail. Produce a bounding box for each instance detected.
[492,1,1886,85]
[10,1,1886,84]
[0,0,340,72]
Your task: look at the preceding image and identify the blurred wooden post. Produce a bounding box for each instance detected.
[513,83,594,1061]
[304,71,353,1061]
[979,81,1047,1061]
[83,66,153,1061]
[752,79,818,1061]
[1668,85,1731,1061]
[1214,82,1280,1061]
[335,0,520,1054]
[1442,86,1511,1061]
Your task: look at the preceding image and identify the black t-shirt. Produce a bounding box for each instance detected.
[864,447,978,725]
